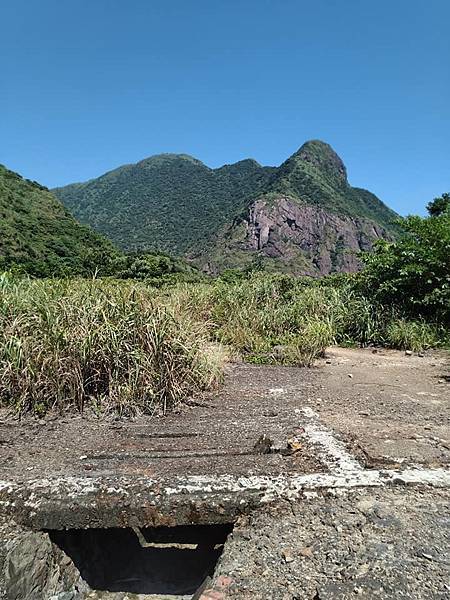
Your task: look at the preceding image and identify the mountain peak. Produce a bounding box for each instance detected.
[137,154,206,168]
[292,140,347,183]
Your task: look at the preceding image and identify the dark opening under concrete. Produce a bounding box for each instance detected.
[48,523,233,596]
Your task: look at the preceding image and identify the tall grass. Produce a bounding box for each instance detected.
[163,275,341,365]
[164,273,447,364]
[0,272,446,416]
[0,277,224,415]
[384,319,443,352]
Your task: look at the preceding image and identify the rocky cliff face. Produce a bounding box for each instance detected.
[214,196,389,276]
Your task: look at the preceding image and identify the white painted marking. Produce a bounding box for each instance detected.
[299,407,363,474]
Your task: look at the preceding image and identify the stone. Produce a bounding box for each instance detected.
[282,548,295,563]
[199,590,225,600]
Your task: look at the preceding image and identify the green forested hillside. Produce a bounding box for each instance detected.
[0,164,118,276]
[54,154,274,255]
[267,141,398,227]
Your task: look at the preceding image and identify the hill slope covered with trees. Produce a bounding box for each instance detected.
[0,164,118,277]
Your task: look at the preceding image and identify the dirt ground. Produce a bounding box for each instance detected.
[0,347,449,599]
[312,347,450,469]
[0,347,448,480]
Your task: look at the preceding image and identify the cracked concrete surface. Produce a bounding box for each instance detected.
[0,347,449,599]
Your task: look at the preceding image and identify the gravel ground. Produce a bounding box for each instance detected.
[216,487,450,599]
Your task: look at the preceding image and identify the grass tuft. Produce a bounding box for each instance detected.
[384,319,443,352]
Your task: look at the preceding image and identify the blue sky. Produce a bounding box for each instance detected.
[1,0,449,215]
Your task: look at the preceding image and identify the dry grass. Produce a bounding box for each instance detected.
[0,276,224,415]
[0,272,446,416]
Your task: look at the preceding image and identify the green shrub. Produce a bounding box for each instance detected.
[358,198,450,324]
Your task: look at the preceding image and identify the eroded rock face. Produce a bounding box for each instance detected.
[228,196,389,276]
[0,519,88,600]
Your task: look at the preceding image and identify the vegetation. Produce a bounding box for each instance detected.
[112,251,205,285]
[358,196,450,325]
[0,276,224,416]
[427,192,450,217]
[0,164,118,277]
[0,162,205,282]
[0,267,446,416]
[53,141,398,265]
[165,273,446,367]
[54,154,274,256]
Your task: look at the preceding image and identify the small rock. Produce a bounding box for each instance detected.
[216,576,234,589]
[269,387,285,394]
[281,549,295,563]
[418,352,424,357]
[79,455,88,460]
[326,360,332,364]
[262,410,278,418]
[348,374,353,378]
[421,553,435,561]
[405,350,412,356]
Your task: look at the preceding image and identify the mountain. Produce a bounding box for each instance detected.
[53,141,399,276]
[54,154,274,256]
[0,164,118,277]
[202,141,399,275]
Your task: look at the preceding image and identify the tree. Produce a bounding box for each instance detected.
[358,196,450,324]
[427,192,450,217]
